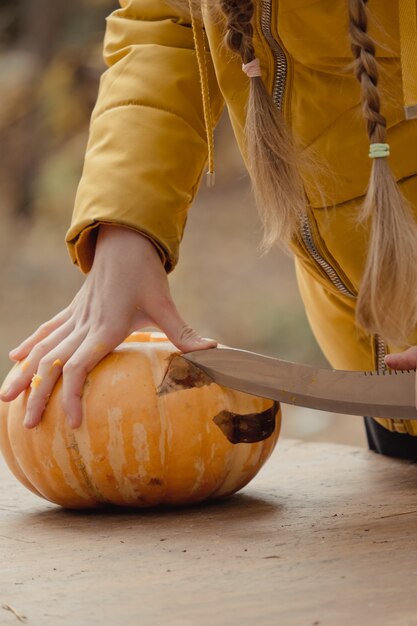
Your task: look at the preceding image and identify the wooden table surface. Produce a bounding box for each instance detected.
[1,438,417,626]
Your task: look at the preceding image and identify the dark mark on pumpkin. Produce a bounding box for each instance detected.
[213,401,279,444]
[148,478,164,486]
[157,354,214,395]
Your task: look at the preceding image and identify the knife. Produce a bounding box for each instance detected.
[159,346,417,420]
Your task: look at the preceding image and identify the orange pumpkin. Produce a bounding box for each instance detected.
[0,332,280,508]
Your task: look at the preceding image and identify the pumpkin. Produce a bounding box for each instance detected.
[0,332,280,509]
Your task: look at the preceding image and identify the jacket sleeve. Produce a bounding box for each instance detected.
[65,0,224,273]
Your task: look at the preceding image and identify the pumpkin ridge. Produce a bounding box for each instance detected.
[0,398,44,499]
[211,400,281,498]
[12,396,67,503]
[65,431,106,504]
[150,349,170,500]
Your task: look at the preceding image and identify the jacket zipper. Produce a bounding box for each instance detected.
[259,0,386,371]
[300,219,355,299]
[374,335,387,372]
[260,0,287,110]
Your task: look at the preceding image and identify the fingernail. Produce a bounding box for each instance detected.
[68,416,79,429]
[0,385,11,398]
[201,337,217,343]
[24,412,33,428]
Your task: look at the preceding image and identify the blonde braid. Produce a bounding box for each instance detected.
[219,0,310,251]
[348,0,417,346]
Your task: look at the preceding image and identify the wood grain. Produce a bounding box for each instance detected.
[1,438,417,625]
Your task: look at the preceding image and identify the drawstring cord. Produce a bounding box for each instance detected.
[188,0,215,187]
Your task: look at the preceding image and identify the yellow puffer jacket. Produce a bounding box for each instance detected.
[66,0,417,435]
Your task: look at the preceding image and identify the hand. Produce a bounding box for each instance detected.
[385,347,417,408]
[0,225,217,429]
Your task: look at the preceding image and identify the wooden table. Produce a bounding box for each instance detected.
[1,439,417,626]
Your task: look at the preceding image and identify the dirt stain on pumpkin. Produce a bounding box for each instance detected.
[148,477,164,487]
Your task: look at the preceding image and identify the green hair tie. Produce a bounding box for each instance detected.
[369,143,390,158]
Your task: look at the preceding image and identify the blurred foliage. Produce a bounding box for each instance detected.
[0,0,116,220]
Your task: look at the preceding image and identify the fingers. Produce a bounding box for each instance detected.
[145,295,217,353]
[0,319,75,402]
[13,324,124,429]
[384,346,417,371]
[3,298,159,430]
[22,327,89,429]
[9,307,72,362]
[23,359,65,429]
[382,347,417,412]
[60,330,127,429]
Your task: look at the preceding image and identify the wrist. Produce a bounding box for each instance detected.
[95,225,164,267]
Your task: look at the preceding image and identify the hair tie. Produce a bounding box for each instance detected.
[369,143,390,159]
[242,58,262,79]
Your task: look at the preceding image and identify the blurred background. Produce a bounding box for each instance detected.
[0,0,366,447]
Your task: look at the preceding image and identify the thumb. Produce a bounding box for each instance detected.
[384,346,417,371]
[147,296,217,353]
[170,325,217,353]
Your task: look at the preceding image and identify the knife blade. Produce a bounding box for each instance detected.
[171,347,417,420]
